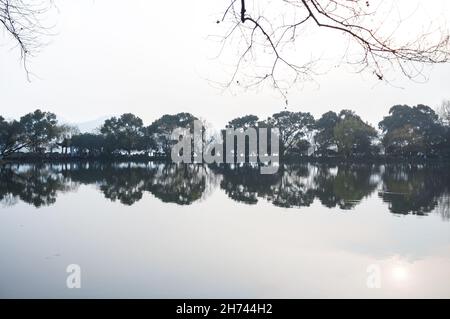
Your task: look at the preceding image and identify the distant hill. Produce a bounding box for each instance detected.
[58,115,111,134]
[75,116,110,133]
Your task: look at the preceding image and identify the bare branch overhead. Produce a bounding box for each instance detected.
[217,0,450,102]
[0,0,54,75]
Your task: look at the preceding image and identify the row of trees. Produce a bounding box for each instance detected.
[0,110,197,158]
[2,103,450,160]
[223,103,450,159]
[0,110,79,158]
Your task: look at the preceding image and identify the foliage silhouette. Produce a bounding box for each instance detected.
[1,162,450,221]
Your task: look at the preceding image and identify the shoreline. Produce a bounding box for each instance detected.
[1,155,449,167]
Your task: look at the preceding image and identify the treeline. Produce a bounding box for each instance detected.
[1,104,450,160]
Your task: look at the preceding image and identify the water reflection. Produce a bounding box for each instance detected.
[379,164,450,218]
[1,162,449,219]
[313,164,380,210]
[0,164,76,207]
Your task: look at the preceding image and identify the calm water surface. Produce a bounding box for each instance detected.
[0,162,449,298]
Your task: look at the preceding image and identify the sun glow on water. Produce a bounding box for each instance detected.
[391,265,410,283]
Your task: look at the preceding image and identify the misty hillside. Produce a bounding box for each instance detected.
[58,115,111,134]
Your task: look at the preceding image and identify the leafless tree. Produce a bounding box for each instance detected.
[216,0,450,102]
[0,0,54,75]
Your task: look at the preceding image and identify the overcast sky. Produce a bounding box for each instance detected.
[1,0,450,129]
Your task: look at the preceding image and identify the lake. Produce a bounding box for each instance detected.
[1,161,449,298]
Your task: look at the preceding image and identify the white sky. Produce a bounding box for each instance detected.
[1,0,450,129]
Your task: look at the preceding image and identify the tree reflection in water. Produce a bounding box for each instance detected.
[63,162,217,206]
[0,164,76,207]
[144,164,218,205]
[379,164,450,217]
[0,162,449,220]
[314,164,380,210]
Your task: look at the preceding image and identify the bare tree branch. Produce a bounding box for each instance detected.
[216,0,450,102]
[0,0,54,77]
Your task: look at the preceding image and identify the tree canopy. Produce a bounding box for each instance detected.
[19,109,59,153]
[100,113,147,155]
[147,113,198,156]
[379,105,446,156]
[334,111,378,157]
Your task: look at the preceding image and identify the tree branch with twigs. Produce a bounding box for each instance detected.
[0,0,54,78]
[216,0,450,103]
